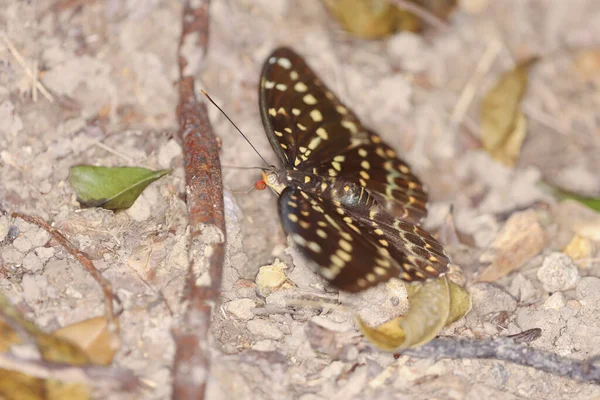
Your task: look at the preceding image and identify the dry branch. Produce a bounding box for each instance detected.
[400,330,600,384]
[11,213,118,331]
[171,0,226,399]
[0,352,142,392]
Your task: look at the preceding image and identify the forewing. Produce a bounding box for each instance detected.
[260,47,429,224]
[259,47,370,169]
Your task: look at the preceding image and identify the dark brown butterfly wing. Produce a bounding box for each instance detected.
[259,47,449,290]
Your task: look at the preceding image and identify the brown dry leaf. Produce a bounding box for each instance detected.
[357,277,471,350]
[54,316,120,366]
[478,209,546,281]
[480,58,537,167]
[324,0,456,39]
[0,293,91,400]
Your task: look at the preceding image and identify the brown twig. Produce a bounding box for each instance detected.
[171,0,226,399]
[398,331,600,384]
[0,352,142,392]
[11,213,118,331]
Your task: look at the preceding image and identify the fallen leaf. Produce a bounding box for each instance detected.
[54,316,120,366]
[0,293,91,400]
[478,209,546,281]
[324,0,456,39]
[563,235,595,269]
[549,185,600,213]
[69,166,171,211]
[357,277,471,350]
[480,58,537,166]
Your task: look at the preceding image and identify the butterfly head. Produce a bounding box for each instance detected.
[257,168,287,195]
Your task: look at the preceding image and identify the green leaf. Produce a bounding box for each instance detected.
[548,185,600,212]
[69,166,171,211]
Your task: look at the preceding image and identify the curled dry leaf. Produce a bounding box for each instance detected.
[478,209,546,282]
[357,277,471,350]
[69,166,171,211]
[0,293,90,400]
[480,58,537,166]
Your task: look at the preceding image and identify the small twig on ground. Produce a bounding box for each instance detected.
[400,331,600,384]
[11,213,118,332]
[449,40,502,129]
[389,0,450,32]
[0,352,142,392]
[1,35,54,103]
[171,0,226,399]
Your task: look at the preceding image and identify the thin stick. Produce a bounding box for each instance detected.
[171,1,226,399]
[0,352,142,392]
[389,0,450,32]
[401,334,600,384]
[449,41,502,128]
[1,35,54,103]
[11,213,118,333]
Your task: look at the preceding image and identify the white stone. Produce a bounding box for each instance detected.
[576,277,600,310]
[12,237,33,253]
[246,319,283,340]
[537,252,579,292]
[35,247,55,264]
[225,298,256,320]
[22,252,43,272]
[469,282,517,316]
[543,292,566,310]
[2,247,24,264]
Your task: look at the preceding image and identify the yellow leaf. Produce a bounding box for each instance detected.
[480,58,537,166]
[324,0,457,39]
[54,316,120,366]
[324,0,405,39]
[357,276,470,351]
[0,293,91,400]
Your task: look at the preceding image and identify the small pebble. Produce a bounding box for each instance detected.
[225,298,256,320]
[537,252,579,292]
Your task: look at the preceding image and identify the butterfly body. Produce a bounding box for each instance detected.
[258,47,449,292]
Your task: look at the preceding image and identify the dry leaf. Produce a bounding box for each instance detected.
[563,235,595,268]
[478,209,546,281]
[0,293,91,400]
[54,316,120,366]
[480,58,537,166]
[324,0,456,39]
[357,277,471,350]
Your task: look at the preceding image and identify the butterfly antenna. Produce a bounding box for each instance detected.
[222,165,269,170]
[232,182,258,194]
[201,90,270,167]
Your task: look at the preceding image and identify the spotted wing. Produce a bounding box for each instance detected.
[279,187,448,292]
[259,47,428,224]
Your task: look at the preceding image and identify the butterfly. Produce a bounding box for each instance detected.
[255,47,449,292]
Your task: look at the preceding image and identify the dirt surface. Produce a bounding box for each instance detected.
[2,1,600,399]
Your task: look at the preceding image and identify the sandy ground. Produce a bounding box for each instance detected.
[1,0,600,399]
